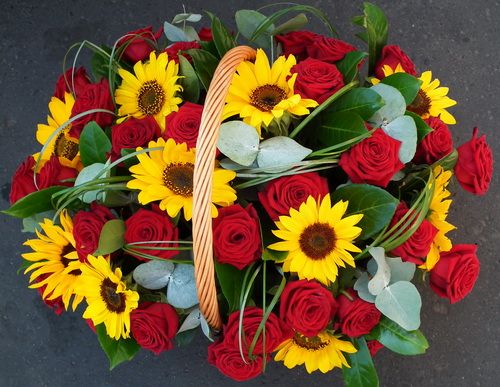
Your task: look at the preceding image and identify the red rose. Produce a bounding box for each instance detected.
[131,302,179,355]
[223,307,289,355]
[389,202,438,265]
[111,116,161,157]
[258,172,329,220]
[37,156,77,189]
[69,79,115,137]
[198,27,213,41]
[337,289,381,338]
[9,156,37,204]
[367,340,384,357]
[163,102,203,149]
[54,67,91,100]
[280,279,337,337]
[164,41,201,63]
[208,340,263,382]
[36,274,64,315]
[413,117,453,164]
[292,58,345,104]
[117,26,163,63]
[430,244,480,304]
[73,202,115,262]
[339,128,404,188]
[374,45,417,79]
[212,204,261,269]
[275,30,318,61]
[307,36,356,63]
[124,206,179,261]
[455,127,493,195]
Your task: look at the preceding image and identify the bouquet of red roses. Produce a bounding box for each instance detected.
[4,2,494,385]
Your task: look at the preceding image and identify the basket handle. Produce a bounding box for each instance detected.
[192,46,257,330]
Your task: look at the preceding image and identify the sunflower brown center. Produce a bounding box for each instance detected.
[100,277,126,313]
[138,80,165,115]
[293,333,329,351]
[54,132,79,160]
[60,244,81,276]
[250,84,287,112]
[407,89,431,116]
[299,223,336,260]
[162,162,194,197]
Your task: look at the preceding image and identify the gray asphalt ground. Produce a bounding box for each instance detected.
[1,0,499,386]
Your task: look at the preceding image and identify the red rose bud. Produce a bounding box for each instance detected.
[430,244,480,303]
[131,302,179,355]
[117,26,163,63]
[198,27,213,41]
[73,202,115,262]
[54,67,91,100]
[337,289,381,338]
[455,127,493,195]
[374,45,417,79]
[339,128,404,188]
[258,172,329,220]
[307,36,356,64]
[275,30,318,61]
[69,79,115,137]
[208,340,264,382]
[212,204,262,270]
[163,102,203,148]
[413,117,454,164]
[164,41,201,63]
[124,206,179,261]
[389,202,438,265]
[292,58,345,104]
[280,279,337,337]
[367,340,384,357]
[111,116,161,157]
[9,156,37,204]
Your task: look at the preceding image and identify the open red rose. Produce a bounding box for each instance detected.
[367,340,384,357]
[117,26,163,63]
[292,58,345,104]
[413,117,453,164]
[307,36,356,63]
[111,116,161,157]
[258,172,329,220]
[212,204,261,269]
[455,127,493,195]
[124,206,179,261]
[54,67,90,100]
[339,128,404,188]
[163,102,203,149]
[37,156,77,188]
[73,202,115,262]
[131,302,179,355]
[70,79,115,137]
[337,289,381,338]
[374,45,417,79]
[9,156,37,204]
[275,30,318,61]
[430,244,480,303]
[164,41,201,63]
[280,279,337,337]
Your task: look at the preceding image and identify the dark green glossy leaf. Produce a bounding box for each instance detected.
[208,12,236,57]
[405,111,433,142]
[2,186,66,218]
[271,13,308,35]
[185,49,219,91]
[432,148,458,171]
[332,184,399,240]
[214,261,246,313]
[95,219,125,255]
[79,121,112,166]
[90,46,113,81]
[175,327,198,347]
[357,2,388,74]
[95,324,140,370]
[342,337,379,387]
[337,51,368,83]
[262,248,288,262]
[370,316,429,355]
[328,88,384,120]
[381,73,422,105]
[178,55,200,103]
[235,10,274,50]
[315,111,368,151]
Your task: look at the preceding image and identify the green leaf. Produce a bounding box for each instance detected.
[164,21,196,42]
[22,210,56,233]
[328,88,384,120]
[405,111,433,142]
[337,51,368,83]
[369,83,406,126]
[381,73,422,105]
[95,219,125,255]
[262,248,288,262]
[178,55,200,103]
[185,49,219,91]
[214,261,246,313]
[315,111,368,151]
[235,10,274,50]
[172,13,202,24]
[90,46,112,81]
[432,148,458,171]
[95,324,140,370]
[359,2,388,74]
[208,12,236,57]
[2,186,66,218]
[271,13,308,35]
[332,184,399,240]
[79,122,112,166]
[370,316,429,355]
[175,328,198,347]
[342,337,379,387]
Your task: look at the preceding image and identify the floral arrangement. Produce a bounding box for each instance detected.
[4,3,494,385]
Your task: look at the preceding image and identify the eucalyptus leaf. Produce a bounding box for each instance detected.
[22,210,56,233]
[219,158,258,171]
[342,337,379,387]
[369,83,406,127]
[177,308,201,333]
[405,111,433,142]
[74,162,109,203]
[354,272,376,303]
[235,10,274,50]
[256,136,311,169]
[133,260,175,290]
[172,13,202,24]
[96,219,125,255]
[167,264,199,309]
[367,247,390,296]
[370,317,429,355]
[164,21,194,42]
[217,121,260,166]
[382,115,417,163]
[386,257,415,284]
[200,315,214,341]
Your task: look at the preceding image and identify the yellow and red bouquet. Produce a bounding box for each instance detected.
[4,3,494,385]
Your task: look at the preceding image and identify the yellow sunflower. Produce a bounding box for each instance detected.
[23,210,83,311]
[76,255,139,340]
[421,166,456,270]
[127,137,237,221]
[35,92,81,170]
[268,194,363,285]
[222,48,318,135]
[275,332,357,374]
[371,63,406,84]
[115,51,183,131]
